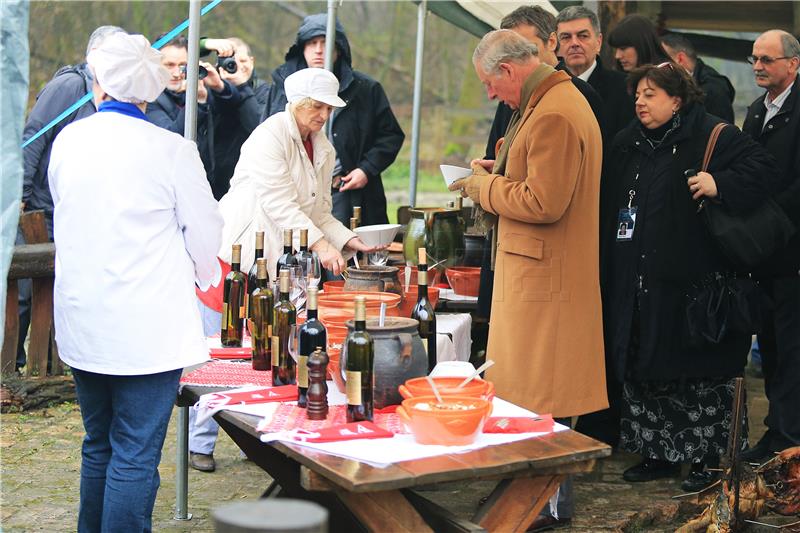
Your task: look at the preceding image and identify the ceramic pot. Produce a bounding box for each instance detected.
[402,208,464,268]
[343,265,401,295]
[341,317,427,408]
[462,233,486,267]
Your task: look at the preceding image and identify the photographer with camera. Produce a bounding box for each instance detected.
[211,37,270,199]
[146,36,240,191]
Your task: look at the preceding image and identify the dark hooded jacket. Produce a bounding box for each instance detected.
[261,14,405,226]
[22,63,95,234]
[694,58,735,124]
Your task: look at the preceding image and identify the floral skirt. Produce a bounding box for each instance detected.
[620,377,747,463]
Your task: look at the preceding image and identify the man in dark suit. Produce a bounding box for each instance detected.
[740,29,800,464]
[556,5,634,139]
[661,32,735,123]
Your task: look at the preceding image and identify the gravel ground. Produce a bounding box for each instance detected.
[0,373,778,532]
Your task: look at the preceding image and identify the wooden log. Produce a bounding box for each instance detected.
[2,283,20,375]
[0,375,76,412]
[212,499,328,533]
[473,475,564,532]
[27,277,54,377]
[19,211,49,245]
[337,490,433,533]
[7,243,55,280]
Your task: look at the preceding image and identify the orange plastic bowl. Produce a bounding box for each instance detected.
[397,395,492,446]
[396,266,442,287]
[322,280,346,293]
[399,376,494,401]
[318,292,401,322]
[445,267,481,297]
[398,286,440,317]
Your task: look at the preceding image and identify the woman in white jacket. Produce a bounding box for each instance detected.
[217,67,376,278]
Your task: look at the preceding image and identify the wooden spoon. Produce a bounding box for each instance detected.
[456,360,495,389]
[426,375,444,404]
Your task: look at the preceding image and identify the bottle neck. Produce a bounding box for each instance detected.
[256,277,268,289]
[417,282,428,300]
[355,319,366,331]
[254,248,264,260]
[283,245,292,254]
[307,308,318,320]
[231,262,240,271]
[299,244,308,252]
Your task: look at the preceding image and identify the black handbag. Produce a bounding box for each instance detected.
[686,273,765,344]
[700,124,796,271]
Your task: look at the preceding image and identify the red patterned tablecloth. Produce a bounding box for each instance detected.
[181,361,272,388]
[259,404,407,435]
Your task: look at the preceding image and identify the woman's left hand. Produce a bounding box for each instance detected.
[345,237,387,254]
[687,171,718,200]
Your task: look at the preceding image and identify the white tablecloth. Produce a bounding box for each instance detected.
[436,312,471,362]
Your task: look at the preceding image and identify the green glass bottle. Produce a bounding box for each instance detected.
[298,286,326,408]
[246,231,266,319]
[411,266,437,372]
[346,296,374,422]
[250,258,273,371]
[221,244,246,347]
[272,269,296,386]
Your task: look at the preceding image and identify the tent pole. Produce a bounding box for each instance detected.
[409,1,427,207]
[325,1,338,138]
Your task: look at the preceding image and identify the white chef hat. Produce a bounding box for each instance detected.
[284,68,346,108]
[87,33,170,104]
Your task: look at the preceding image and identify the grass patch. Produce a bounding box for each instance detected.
[382,161,449,194]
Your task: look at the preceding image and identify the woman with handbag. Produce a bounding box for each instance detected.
[601,62,779,492]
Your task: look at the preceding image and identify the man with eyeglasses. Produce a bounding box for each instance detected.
[741,29,800,465]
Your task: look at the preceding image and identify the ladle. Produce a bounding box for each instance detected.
[456,360,495,389]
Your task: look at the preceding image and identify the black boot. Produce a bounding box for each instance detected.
[681,460,719,492]
[622,458,680,482]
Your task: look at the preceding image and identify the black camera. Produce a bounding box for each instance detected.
[216,55,237,74]
[179,64,208,80]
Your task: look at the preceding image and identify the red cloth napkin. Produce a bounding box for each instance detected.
[289,421,394,443]
[196,258,229,313]
[483,414,554,434]
[206,386,298,409]
[209,347,251,360]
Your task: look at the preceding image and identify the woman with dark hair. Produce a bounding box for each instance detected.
[601,63,779,491]
[608,14,670,71]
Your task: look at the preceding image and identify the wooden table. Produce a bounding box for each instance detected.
[176,386,611,532]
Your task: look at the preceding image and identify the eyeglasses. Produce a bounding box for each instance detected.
[746,55,793,65]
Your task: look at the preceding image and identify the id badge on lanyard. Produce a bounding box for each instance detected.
[617,171,639,242]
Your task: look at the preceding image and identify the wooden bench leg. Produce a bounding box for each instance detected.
[472,475,565,532]
[27,277,53,377]
[2,283,20,374]
[337,490,433,533]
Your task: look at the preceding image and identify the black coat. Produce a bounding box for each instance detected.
[260,14,405,226]
[587,57,636,139]
[22,63,94,231]
[146,81,240,195]
[601,104,779,382]
[483,61,605,159]
[742,75,800,277]
[212,76,270,200]
[694,58,735,124]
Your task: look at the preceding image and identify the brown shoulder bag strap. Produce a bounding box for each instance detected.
[702,123,728,172]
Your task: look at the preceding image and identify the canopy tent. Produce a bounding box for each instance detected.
[425,1,558,38]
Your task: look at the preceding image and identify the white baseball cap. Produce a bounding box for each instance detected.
[87,33,169,104]
[285,68,346,108]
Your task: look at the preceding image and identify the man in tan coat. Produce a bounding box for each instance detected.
[450,29,606,530]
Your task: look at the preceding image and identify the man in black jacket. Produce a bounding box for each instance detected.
[146,36,240,196]
[261,14,404,227]
[18,25,125,370]
[556,6,634,139]
[212,37,269,200]
[741,29,800,464]
[661,33,735,123]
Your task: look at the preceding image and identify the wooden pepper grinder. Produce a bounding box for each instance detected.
[306,347,329,420]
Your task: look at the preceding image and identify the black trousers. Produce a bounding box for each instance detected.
[758,274,800,450]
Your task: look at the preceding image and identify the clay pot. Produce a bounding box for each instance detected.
[398,286,440,318]
[396,266,442,288]
[397,395,492,446]
[322,280,346,293]
[462,233,486,267]
[402,208,465,269]
[445,267,481,297]
[399,376,494,401]
[343,265,401,295]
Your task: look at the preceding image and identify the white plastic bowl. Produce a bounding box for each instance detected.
[354,224,402,247]
[440,164,472,187]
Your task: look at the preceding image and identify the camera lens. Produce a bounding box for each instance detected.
[217,56,238,74]
[198,65,208,80]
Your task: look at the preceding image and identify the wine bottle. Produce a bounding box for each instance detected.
[250,258,273,371]
[411,267,437,372]
[346,296,374,422]
[298,286,326,407]
[353,206,362,226]
[276,228,298,275]
[221,244,246,347]
[246,231,266,318]
[294,228,314,276]
[272,269,296,386]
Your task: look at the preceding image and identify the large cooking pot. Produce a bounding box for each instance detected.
[343,265,401,295]
[341,317,427,408]
[402,208,464,268]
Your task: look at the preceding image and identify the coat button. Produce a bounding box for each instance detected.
[333,133,338,137]
[312,193,316,197]
[768,124,774,129]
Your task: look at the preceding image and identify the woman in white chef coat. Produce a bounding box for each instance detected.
[217,67,377,278]
[47,33,222,532]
